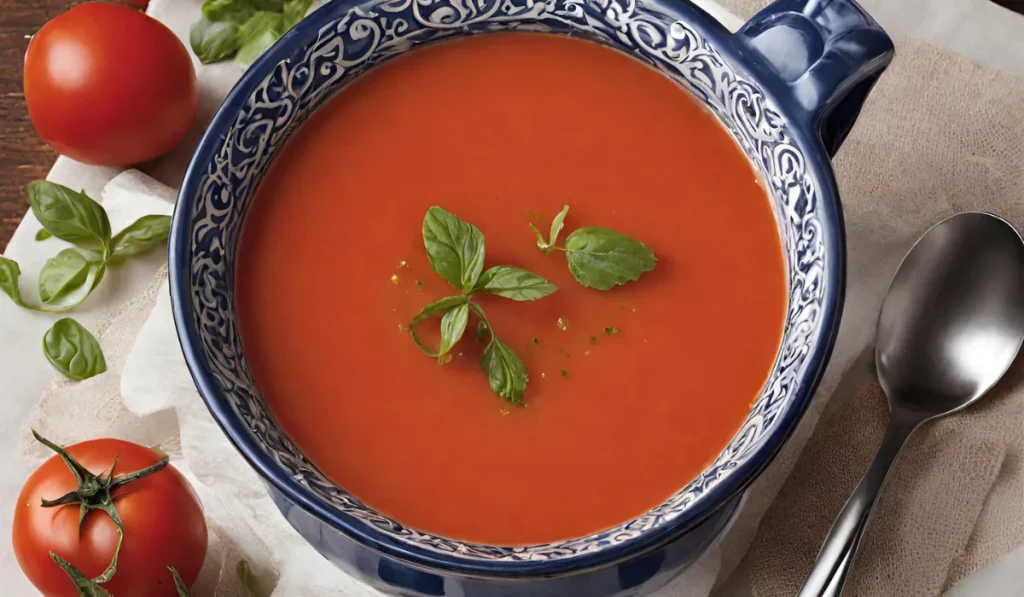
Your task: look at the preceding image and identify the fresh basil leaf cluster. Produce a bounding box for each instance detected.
[409,207,557,404]
[531,205,656,290]
[0,181,173,380]
[1,182,172,314]
[190,0,314,64]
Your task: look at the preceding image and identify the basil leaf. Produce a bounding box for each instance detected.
[282,0,314,27]
[35,229,52,241]
[191,18,241,64]
[43,318,107,381]
[548,204,569,248]
[50,553,112,597]
[39,249,90,304]
[0,256,24,306]
[480,337,527,404]
[236,28,280,63]
[202,0,285,21]
[194,0,310,64]
[410,295,468,326]
[236,560,268,597]
[408,295,468,357]
[564,227,656,290]
[111,215,172,258]
[235,11,285,62]
[438,302,469,357]
[42,262,106,312]
[422,207,486,293]
[475,266,557,301]
[28,182,111,256]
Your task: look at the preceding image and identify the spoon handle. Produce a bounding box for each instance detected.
[797,412,922,597]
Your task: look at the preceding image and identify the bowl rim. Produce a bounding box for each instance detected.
[169,0,847,578]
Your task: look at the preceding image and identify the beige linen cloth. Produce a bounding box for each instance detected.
[17,6,1024,597]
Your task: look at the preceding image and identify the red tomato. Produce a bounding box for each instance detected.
[24,3,198,166]
[12,439,208,597]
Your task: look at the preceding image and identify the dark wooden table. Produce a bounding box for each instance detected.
[0,0,76,246]
[0,0,1021,247]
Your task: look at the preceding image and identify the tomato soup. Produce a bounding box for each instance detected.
[236,33,786,545]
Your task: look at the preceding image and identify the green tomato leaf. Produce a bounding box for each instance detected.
[480,337,527,404]
[111,215,172,258]
[548,204,569,248]
[408,295,468,357]
[438,302,469,358]
[564,227,656,290]
[35,229,52,241]
[28,182,112,256]
[50,553,112,597]
[0,256,24,306]
[190,17,241,64]
[475,265,557,301]
[422,207,486,293]
[43,318,107,381]
[39,249,91,304]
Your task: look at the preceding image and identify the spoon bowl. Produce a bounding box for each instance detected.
[876,212,1024,417]
[800,212,1024,597]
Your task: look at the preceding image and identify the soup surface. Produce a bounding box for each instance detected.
[237,33,786,546]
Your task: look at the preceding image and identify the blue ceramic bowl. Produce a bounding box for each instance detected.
[170,0,892,594]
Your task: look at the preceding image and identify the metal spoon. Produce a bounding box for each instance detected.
[798,212,1024,597]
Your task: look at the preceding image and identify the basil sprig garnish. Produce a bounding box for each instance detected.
[409,207,556,404]
[530,205,656,290]
[2,181,173,379]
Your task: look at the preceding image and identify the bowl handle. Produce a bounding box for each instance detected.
[735,0,894,157]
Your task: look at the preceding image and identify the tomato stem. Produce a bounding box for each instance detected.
[49,553,113,597]
[32,430,169,594]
